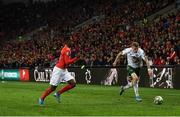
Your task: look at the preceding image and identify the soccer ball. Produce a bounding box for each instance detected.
[154,96,163,105]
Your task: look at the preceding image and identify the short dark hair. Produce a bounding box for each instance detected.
[64,36,74,47]
[64,36,70,43]
[131,42,139,48]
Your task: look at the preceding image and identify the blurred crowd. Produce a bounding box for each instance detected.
[74,0,179,66]
[0,0,179,68]
[0,0,111,40]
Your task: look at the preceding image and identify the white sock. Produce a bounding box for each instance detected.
[124,82,132,90]
[133,83,139,97]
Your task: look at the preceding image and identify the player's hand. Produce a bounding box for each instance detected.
[112,62,116,67]
[148,68,153,78]
[76,52,81,58]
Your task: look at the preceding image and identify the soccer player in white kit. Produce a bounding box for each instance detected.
[113,42,153,102]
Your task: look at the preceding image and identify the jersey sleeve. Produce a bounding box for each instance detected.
[122,48,131,55]
[64,50,78,65]
[140,49,146,60]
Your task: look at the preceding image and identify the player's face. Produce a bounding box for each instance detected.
[132,46,138,53]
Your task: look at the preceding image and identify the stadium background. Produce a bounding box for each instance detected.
[0,0,180,116]
[0,0,179,87]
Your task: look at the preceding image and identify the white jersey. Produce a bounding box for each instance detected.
[122,48,145,68]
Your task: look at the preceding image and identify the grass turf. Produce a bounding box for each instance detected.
[0,81,180,116]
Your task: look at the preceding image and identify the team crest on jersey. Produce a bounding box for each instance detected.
[130,52,140,58]
[66,52,70,56]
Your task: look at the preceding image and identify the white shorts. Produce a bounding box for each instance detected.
[50,66,75,86]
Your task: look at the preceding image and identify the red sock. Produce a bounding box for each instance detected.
[58,84,75,94]
[41,87,53,100]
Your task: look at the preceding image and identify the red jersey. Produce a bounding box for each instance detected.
[56,45,78,69]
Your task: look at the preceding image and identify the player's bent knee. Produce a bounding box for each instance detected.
[68,79,76,85]
[131,73,139,82]
[133,77,139,83]
[134,77,139,81]
[72,83,76,88]
[50,85,57,91]
[69,82,76,87]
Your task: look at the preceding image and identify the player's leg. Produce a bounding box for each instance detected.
[54,70,76,102]
[131,71,142,102]
[39,66,61,105]
[123,76,133,90]
[120,66,133,95]
[39,85,57,105]
[120,77,132,95]
[131,73,139,96]
[57,79,76,95]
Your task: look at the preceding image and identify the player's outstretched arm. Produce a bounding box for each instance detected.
[144,56,153,78]
[113,51,123,66]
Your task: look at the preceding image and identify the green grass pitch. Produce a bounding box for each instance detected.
[0,81,180,116]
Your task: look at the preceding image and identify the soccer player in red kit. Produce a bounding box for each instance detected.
[39,38,79,106]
